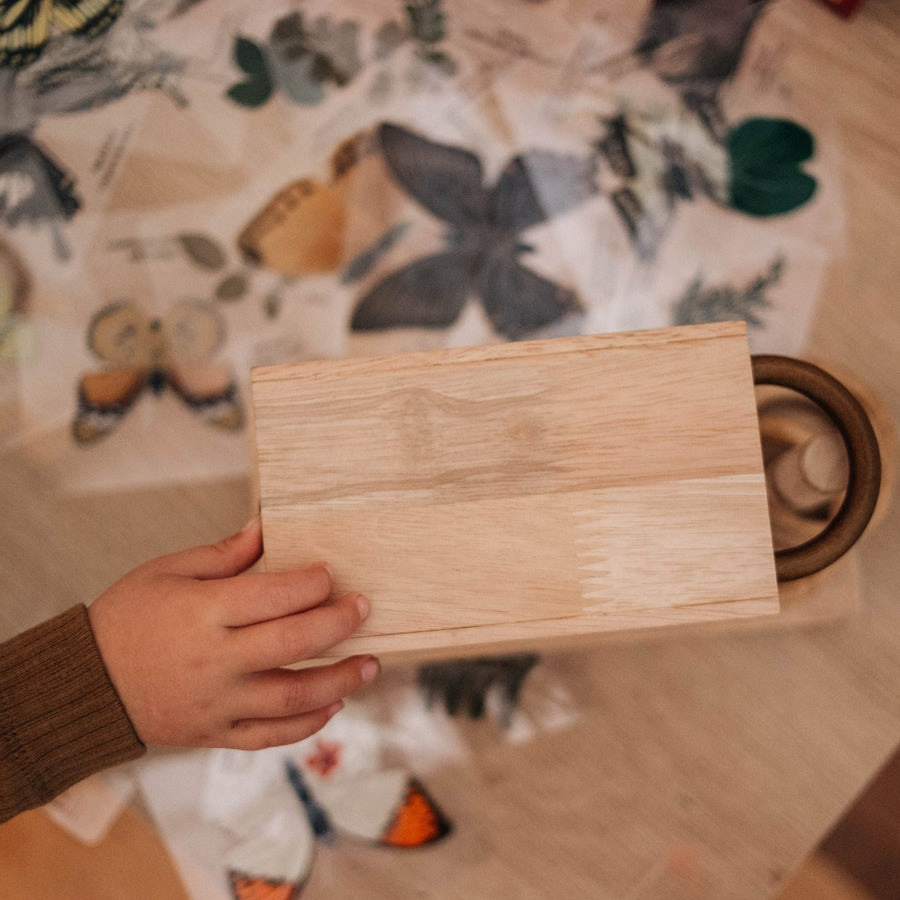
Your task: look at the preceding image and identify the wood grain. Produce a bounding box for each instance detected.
[252,322,779,658]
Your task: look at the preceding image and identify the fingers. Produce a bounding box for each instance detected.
[225,651,383,750]
[150,516,264,580]
[226,703,345,752]
[214,563,334,627]
[233,591,370,670]
[232,655,381,721]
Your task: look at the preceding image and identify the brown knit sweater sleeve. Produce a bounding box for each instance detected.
[0,604,145,823]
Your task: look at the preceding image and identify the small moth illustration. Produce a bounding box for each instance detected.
[73,299,242,443]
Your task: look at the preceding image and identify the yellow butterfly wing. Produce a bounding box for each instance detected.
[0,0,124,69]
[238,178,347,276]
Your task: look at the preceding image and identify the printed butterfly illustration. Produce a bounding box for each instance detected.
[73,300,243,444]
[238,175,348,277]
[0,0,124,69]
[109,231,255,306]
[297,767,452,850]
[238,132,377,280]
[215,726,451,898]
[0,133,80,258]
[238,131,407,310]
[284,724,452,854]
[351,123,595,340]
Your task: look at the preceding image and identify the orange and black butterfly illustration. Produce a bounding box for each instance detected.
[380,777,452,847]
[286,758,451,851]
[222,759,450,898]
[73,299,243,444]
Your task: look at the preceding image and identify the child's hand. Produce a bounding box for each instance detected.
[87,516,378,751]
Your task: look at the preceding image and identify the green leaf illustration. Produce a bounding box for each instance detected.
[227,37,274,107]
[177,233,226,270]
[234,36,267,74]
[214,272,249,301]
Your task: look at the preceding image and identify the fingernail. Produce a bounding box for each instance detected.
[360,657,380,684]
[319,561,334,581]
[326,700,344,718]
[240,513,261,533]
[356,593,370,619]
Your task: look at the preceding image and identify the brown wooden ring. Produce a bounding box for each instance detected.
[751,355,881,581]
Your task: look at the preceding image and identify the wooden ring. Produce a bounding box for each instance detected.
[752,355,881,581]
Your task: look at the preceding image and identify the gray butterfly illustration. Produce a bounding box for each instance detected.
[633,0,772,138]
[351,123,595,340]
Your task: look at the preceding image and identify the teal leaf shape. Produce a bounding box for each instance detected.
[727,118,817,217]
[227,37,274,108]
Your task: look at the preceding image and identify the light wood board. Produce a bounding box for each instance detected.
[251,321,779,658]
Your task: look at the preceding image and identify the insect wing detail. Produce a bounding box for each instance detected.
[351,250,478,330]
[381,777,452,848]
[73,369,149,443]
[167,363,243,431]
[0,0,125,69]
[478,254,580,340]
[0,135,80,226]
[238,178,347,277]
[379,122,488,227]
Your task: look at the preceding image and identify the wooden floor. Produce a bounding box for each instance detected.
[1,734,896,899]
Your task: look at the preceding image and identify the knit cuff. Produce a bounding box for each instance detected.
[0,605,145,821]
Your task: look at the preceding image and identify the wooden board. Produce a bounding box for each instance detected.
[251,321,779,659]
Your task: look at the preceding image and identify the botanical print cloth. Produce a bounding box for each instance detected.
[1,0,840,490]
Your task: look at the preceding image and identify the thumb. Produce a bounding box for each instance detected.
[159,515,264,580]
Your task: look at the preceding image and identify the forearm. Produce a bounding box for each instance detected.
[0,605,145,823]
